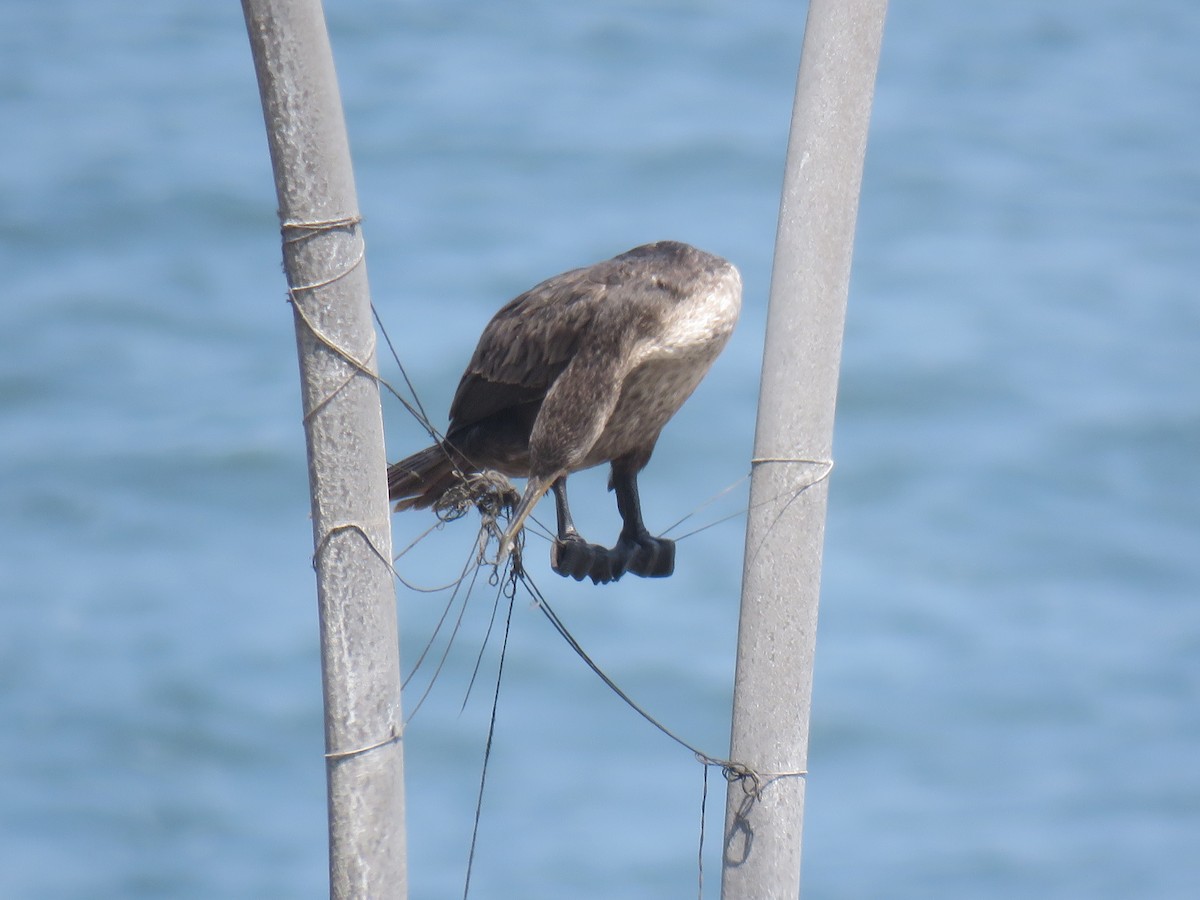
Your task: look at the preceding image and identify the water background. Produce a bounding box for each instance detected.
[3,1,1198,897]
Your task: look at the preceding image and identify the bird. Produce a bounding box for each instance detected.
[387,240,741,584]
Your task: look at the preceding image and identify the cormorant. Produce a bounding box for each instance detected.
[388,240,741,584]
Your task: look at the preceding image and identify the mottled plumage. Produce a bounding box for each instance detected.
[388,240,741,584]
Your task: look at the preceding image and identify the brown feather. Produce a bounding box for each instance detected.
[387,444,460,510]
[389,240,742,516]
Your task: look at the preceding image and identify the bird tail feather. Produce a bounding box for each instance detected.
[387,443,470,511]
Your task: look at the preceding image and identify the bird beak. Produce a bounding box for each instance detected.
[496,474,554,565]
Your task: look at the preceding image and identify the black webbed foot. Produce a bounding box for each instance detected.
[549,532,676,584]
[551,535,625,584]
[547,468,675,585]
[617,532,675,579]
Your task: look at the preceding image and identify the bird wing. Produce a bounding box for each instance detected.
[447,264,609,430]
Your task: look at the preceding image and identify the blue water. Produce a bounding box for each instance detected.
[3,0,1197,897]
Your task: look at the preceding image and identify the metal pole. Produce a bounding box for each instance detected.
[241,2,407,896]
[722,1,887,897]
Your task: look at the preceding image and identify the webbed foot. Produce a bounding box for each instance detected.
[618,533,675,579]
[550,533,675,584]
[551,535,624,584]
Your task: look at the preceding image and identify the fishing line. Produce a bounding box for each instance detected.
[372,303,816,897]
[516,567,807,898]
[372,302,442,442]
[401,533,489,724]
[658,472,749,538]
[460,564,511,714]
[462,576,517,900]
[664,459,834,544]
[519,571,717,764]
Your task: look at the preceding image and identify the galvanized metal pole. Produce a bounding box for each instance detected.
[241,2,407,896]
[722,1,887,897]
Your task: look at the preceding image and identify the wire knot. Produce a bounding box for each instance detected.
[433,470,518,525]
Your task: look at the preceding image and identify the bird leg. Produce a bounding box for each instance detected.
[609,463,675,579]
[548,468,675,585]
[549,477,624,584]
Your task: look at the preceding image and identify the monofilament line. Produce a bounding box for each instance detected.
[461,578,518,900]
[517,569,806,899]
[525,568,811,791]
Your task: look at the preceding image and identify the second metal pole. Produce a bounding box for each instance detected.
[722,1,887,896]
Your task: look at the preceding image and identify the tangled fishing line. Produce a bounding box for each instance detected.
[372,305,815,900]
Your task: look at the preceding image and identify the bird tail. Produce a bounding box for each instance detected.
[387,443,471,511]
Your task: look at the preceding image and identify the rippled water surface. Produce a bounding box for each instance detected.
[2,1,1197,897]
